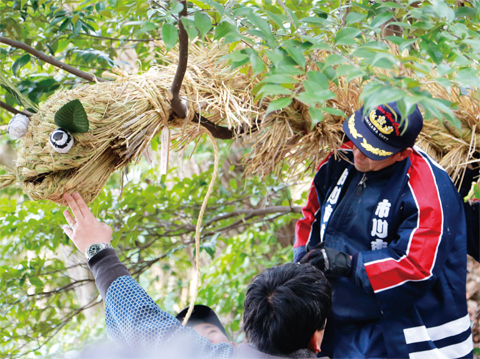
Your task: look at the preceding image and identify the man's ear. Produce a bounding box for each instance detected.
[307,330,324,354]
[395,147,413,162]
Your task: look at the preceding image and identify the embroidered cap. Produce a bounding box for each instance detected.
[342,101,423,161]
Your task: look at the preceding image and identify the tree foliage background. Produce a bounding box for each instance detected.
[1,0,480,357]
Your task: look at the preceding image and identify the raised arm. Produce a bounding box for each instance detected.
[62,193,233,358]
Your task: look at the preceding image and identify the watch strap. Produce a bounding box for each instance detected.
[85,242,113,261]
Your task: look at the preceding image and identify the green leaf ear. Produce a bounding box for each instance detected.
[54,99,89,133]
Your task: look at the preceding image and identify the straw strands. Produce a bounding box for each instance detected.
[2,44,258,205]
[2,43,480,204]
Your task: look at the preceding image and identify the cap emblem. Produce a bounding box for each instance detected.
[348,114,362,139]
[360,138,393,157]
[369,109,395,135]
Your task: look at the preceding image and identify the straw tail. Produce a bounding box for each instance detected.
[0,174,16,189]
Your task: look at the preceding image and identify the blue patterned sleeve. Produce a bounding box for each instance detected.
[104,276,233,359]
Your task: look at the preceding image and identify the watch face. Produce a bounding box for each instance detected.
[88,244,101,257]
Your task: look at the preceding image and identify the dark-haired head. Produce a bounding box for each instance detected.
[243,263,332,356]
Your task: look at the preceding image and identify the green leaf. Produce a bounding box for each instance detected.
[378,1,404,8]
[370,12,393,28]
[250,54,265,76]
[58,18,71,32]
[437,64,453,77]
[12,54,31,76]
[307,71,328,88]
[257,85,292,97]
[170,1,184,14]
[323,107,345,117]
[335,27,361,45]
[426,42,443,65]
[162,23,178,51]
[300,17,327,25]
[265,10,286,30]
[325,54,347,68]
[214,21,236,40]
[29,277,44,287]
[246,13,271,36]
[54,99,90,133]
[399,38,417,52]
[284,45,306,69]
[135,21,158,35]
[194,11,212,38]
[309,107,324,125]
[262,74,298,84]
[72,19,83,37]
[203,0,224,16]
[346,12,366,25]
[283,6,299,29]
[335,64,364,80]
[266,97,292,114]
[455,7,476,18]
[384,36,404,46]
[181,18,199,40]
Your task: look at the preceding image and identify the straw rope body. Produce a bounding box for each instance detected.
[2,45,258,205]
[2,44,480,205]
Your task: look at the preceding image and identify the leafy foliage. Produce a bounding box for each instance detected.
[2,0,480,356]
[0,139,301,357]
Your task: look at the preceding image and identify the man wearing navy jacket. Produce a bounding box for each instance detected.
[296,102,473,358]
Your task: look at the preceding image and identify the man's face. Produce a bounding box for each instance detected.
[192,323,231,345]
[352,145,400,172]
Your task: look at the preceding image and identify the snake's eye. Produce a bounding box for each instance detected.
[49,128,74,153]
[8,114,30,140]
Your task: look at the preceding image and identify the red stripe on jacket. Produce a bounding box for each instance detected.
[294,142,354,249]
[364,150,443,293]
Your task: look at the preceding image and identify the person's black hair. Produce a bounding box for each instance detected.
[243,263,332,356]
[176,304,228,337]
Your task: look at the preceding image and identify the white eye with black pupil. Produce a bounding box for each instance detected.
[49,128,74,153]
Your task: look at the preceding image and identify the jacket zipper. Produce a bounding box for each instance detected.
[356,173,367,196]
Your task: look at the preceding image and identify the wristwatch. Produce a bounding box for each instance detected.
[85,243,113,261]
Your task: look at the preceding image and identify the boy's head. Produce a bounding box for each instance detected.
[243,263,332,355]
[176,304,232,345]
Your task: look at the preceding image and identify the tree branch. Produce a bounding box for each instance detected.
[193,113,235,139]
[186,112,260,140]
[0,100,33,117]
[78,33,158,42]
[202,205,302,228]
[170,0,189,118]
[0,37,107,83]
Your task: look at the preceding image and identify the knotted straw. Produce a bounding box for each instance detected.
[182,130,219,326]
[0,44,256,205]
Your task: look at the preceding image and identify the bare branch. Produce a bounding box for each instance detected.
[203,205,302,227]
[187,112,260,140]
[0,100,33,117]
[170,0,189,118]
[26,278,94,297]
[0,37,107,83]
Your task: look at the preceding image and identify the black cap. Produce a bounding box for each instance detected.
[343,101,423,160]
[176,304,228,337]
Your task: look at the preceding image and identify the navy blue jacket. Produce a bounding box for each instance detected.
[294,142,473,358]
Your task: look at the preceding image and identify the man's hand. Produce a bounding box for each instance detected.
[62,192,112,253]
[300,242,351,278]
